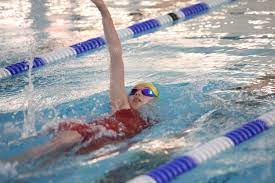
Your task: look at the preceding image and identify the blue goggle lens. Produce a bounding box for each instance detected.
[129,88,155,97]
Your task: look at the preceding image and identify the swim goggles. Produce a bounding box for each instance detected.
[129,87,157,97]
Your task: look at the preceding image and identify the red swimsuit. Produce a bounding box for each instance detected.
[58,109,149,154]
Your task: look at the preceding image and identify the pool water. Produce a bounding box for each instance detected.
[0,0,274,182]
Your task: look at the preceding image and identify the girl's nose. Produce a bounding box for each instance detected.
[135,90,142,96]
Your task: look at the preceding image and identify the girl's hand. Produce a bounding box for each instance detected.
[90,0,106,7]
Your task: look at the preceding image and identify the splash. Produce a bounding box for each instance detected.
[22,58,36,138]
[0,161,18,177]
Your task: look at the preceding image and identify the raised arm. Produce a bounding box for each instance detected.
[91,0,130,113]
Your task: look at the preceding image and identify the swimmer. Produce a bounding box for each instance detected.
[12,0,159,162]
[231,72,275,94]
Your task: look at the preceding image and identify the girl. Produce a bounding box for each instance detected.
[13,0,159,161]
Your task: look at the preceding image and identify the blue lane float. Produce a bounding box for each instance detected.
[127,109,275,183]
[70,37,106,55]
[0,0,237,80]
[225,119,269,145]
[180,2,210,19]
[148,156,197,183]
[128,19,161,37]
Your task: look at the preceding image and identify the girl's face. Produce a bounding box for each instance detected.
[128,86,155,110]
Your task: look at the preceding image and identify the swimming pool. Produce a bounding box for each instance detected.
[0,0,274,182]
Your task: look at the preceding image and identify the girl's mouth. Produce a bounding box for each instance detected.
[133,98,141,103]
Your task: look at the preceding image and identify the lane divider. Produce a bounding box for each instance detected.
[127,109,275,183]
[0,0,236,80]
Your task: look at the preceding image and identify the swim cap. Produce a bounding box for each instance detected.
[134,82,159,97]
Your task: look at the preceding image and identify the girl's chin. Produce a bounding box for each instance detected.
[131,103,141,110]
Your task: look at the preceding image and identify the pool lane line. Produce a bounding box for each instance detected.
[0,0,237,80]
[127,109,275,183]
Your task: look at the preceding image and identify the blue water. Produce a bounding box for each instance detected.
[0,0,274,182]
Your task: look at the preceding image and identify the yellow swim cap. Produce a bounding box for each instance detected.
[134,82,159,97]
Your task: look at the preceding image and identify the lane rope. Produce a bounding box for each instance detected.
[127,109,275,183]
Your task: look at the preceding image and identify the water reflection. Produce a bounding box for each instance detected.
[0,0,194,51]
[1,0,274,54]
